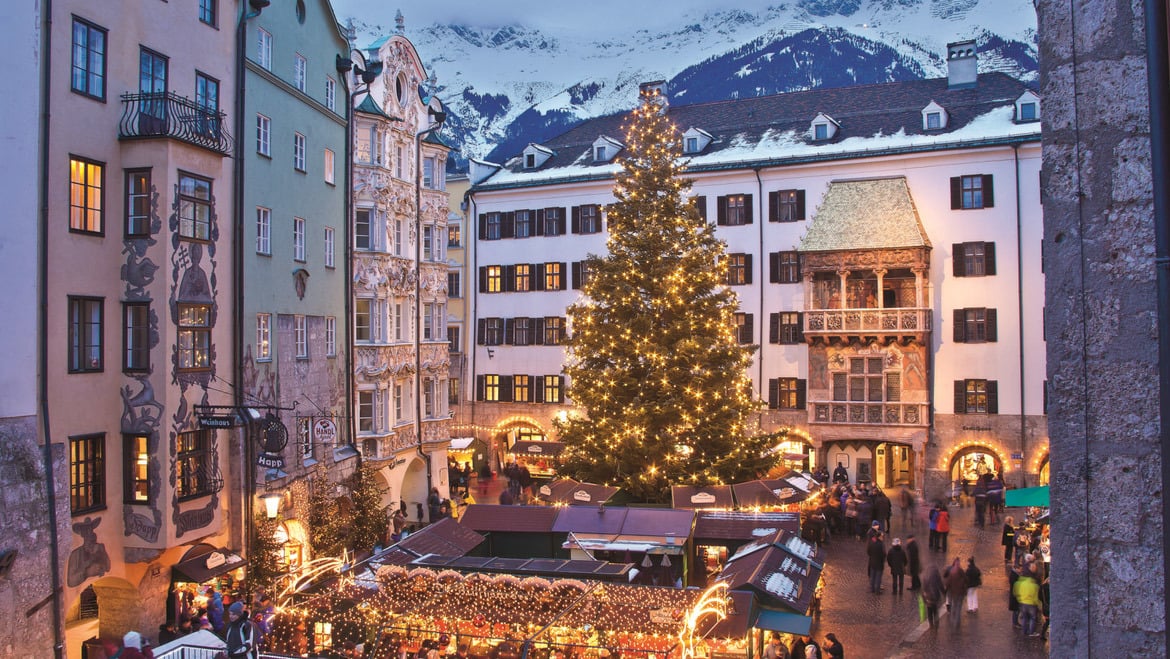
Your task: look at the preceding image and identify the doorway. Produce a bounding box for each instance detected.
[875,442,914,489]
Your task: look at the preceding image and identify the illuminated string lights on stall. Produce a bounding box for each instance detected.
[678,583,730,659]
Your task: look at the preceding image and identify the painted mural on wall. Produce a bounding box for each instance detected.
[67,516,110,587]
[121,183,164,543]
[168,184,223,537]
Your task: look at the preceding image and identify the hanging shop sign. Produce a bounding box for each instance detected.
[313,418,338,446]
[200,416,237,429]
[256,413,289,470]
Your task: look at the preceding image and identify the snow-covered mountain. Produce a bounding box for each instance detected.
[342,0,1037,171]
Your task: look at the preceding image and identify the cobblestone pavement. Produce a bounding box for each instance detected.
[808,501,1050,659]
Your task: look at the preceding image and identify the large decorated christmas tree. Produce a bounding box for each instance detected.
[556,86,773,503]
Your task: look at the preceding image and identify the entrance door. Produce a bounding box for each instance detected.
[877,443,914,488]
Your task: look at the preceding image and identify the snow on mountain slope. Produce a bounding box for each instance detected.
[338,0,1037,171]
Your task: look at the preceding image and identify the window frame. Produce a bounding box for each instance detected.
[543,317,564,345]
[543,262,563,290]
[324,226,335,268]
[293,53,307,92]
[355,208,372,250]
[771,377,804,410]
[355,299,372,342]
[726,253,751,286]
[177,172,212,242]
[513,374,531,403]
[734,312,753,344]
[325,76,336,111]
[448,272,461,298]
[256,206,271,254]
[69,156,105,235]
[70,433,106,514]
[123,433,151,506]
[256,114,271,156]
[325,316,337,357]
[198,0,217,27]
[175,429,214,500]
[294,315,307,358]
[954,241,996,277]
[484,318,504,346]
[256,27,272,70]
[124,168,152,238]
[122,302,150,373]
[68,296,104,373]
[256,312,271,360]
[71,17,107,101]
[357,390,375,433]
[484,375,501,402]
[293,217,306,262]
[293,132,306,172]
[176,303,212,371]
[485,266,503,293]
[324,148,335,184]
[772,251,800,284]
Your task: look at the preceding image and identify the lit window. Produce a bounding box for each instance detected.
[69,297,103,373]
[124,434,150,504]
[256,313,271,360]
[484,375,501,402]
[177,304,211,370]
[176,430,214,499]
[70,157,104,234]
[543,262,563,290]
[485,266,503,293]
[70,434,105,512]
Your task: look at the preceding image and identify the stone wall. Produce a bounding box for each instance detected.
[0,417,68,658]
[1038,0,1166,655]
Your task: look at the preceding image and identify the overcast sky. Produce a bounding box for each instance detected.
[330,0,777,33]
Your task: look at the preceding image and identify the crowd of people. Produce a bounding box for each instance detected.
[762,631,846,659]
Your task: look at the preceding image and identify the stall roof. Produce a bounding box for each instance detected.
[563,533,686,555]
[672,485,735,509]
[694,511,801,541]
[459,504,559,533]
[398,517,485,556]
[509,440,566,456]
[537,479,622,506]
[551,504,629,534]
[411,554,632,579]
[759,478,811,504]
[171,546,246,584]
[731,481,783,508]
[449,437,477,450]
[717,530,824,614]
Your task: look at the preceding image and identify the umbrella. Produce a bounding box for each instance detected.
[1005,485,1049,507]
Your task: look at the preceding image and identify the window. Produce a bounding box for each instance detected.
[511,317,532,346]
[1020,102,1037,121]
[726,253,751,285]
[542,208,564,236]
[514,210,533,238]
[954,308,997,343]
[572,261,594,290]
[294,133,306,172]
[177,304,211,370]
[448,326,461,353]
[293,54,307,92]
[124,169,151,237]
[951,175,994,209]
[734,313,753,344]
[69,297,103,373]
[255,207,271,254]
[514,375,531,403]
[514,264,532,292]
[955,379,998,414]
[770,312,802,344]
[355,299,372,342]
[70,157,104,234]
[595,146,606,161]
[770,251,800,283]
[292,217,306,261]
[543,317,564,345]
[482,318,504,346]
[717,194,751,226]
[448,224,461,247]
[71,18,107,100]
[814,123,829,140]
[198,0,217,26]
[423,226,434,261]
[294,315,307,358]
[256,313,271,360]
[483,212,503,240]
[324,149,335,184]
[325,316,336,357]
[484,375,501,402]
[424,379,435,417]
[297,417,313,463]
[138,48,168,129]
[124,434,150,505]
[768,378,806,410]
[525,154,536,169]
[541,375,564,403]
[394,218,404,256]
[256,28,272,69]
[686,137,699,153]
[394,384,403,421]
[355,209,372,250]
[396,146,404,178]
[123,302,150,372]
[178,173,212,241]
[256,114,271,156]
[768,190,805,223]
[543,262,564,290]
[194,72,219,136]
[394,302,403,341]
[926,111,942,129]
[325,77,336,111]
[573,205,601,234]
[449,378,461,405]
[322,226,335,268]
[176,430,213,499]
[358,391,374,432]
[953,241,996,277]
[423,157,442,189]
[484,266,503,293]
[423,303,434,340]
[448,272,461,298]
[70,434,105,513]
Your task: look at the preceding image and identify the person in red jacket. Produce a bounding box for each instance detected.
[935,505,951,552]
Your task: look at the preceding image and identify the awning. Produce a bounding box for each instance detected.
[449,437,477,451]
[509,440,565,456]
[1005,485,1049,507]
[172,547,246,584]
[754,609,812,635]
[562,533,686,555]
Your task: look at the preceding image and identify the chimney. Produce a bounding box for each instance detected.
[639,80,668,113]
[946,40,977,89]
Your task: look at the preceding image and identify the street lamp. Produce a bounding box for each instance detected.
[261,491,284,520]
[415,98,447,486]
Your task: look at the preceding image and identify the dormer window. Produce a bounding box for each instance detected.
[525,154,536,168]
[521,143,555,169]
[810,113,838,141]
[682,127,712,154]
[595,146,606,161]
[686,137,698,153]
[921,101,948,131]
[1020,102,1036,120]
[1015,91,1041,122]
[591,136,623,163]
[814,124,829,140]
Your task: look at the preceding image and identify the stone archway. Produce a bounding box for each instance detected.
[65,576,140,657]
[948,444,1005,483]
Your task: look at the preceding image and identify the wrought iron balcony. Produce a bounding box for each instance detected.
[804,307,932,339]
[811,400,929,426]
[119,92,234,156]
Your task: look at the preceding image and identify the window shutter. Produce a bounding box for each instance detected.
[796,190,806,220]
[768,191,780,222]
[716,196,728,225]
[982,175,995,208]
[558,263,568,290]
[478,213,488,240]
[534,263,545,291]
[476,375,485,401]
[742,314,754,343]
[987,380,999,414]
[953,309,966,343]
[744,254,753,284]
[533,317,545,345]
[769,313,780,343]
[534,376,545,403]
[744,194,754,224]
[535,209,545,236]
[768,379,779,409]
[557,208,567,234]
[502,211,515,238]
[477,319,486,345]
[769,252,780,283]
[952,244,965,277]
[571,206,581,234]
[954,380,966,413]
[985,242,997,276]
[986,308,998,342]
[479,267,488,292]
[950,177,962,209]
[796,312,804,342]
[503,265,516,292]
[572,262,582,289]
[695,195,707,221]
[504,318,515,345]
[501,376,514,402]
[797,379,807,410]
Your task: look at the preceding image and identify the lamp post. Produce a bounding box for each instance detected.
[415,99,447,501]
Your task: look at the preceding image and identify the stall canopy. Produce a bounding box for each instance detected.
[760,478,810,505]
[672,485,735,509]
[536,478,623,506]
[717,530,824,615]
[449,437,477,451]
[557,507,696,555]
[172,544,246,583]
[754,608,813,635]
[509,440,566,457]
[1005,485,1050,507]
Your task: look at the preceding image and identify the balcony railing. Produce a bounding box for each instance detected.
[804,307,931,337]
[811,400,929,426]
[119,92,234,156]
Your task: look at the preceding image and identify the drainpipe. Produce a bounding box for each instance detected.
[234,2,253,570]
[466,191,481,460]
[753,168,765,406]
[37,2,65,656]
[1013,144,1027,488]
[1143,0,1170,638]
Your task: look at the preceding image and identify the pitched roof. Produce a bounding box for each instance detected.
[474,72,1039,190]
[354,94,394,119]
[459,504,559,533]
[798,177,931,252]
[693,511,801,541]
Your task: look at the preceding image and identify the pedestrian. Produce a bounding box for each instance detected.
[898,484,916,530]
[803,638,820,659]
[866,531,886,594]
[973,474,989,527]
[935,505,951,552]
[942,557,968,624]
[921,564,944,628]
[1008,562,1023,628]
[927,503,939,551]
[873,488,892,532]
[224,601,258,658]
[1002,516,1017,563]
[905,534,922,591]
[987,473,1005,523]
[206,587,224,634]
[391,508,407,542]
[1013,567,1042,636]
[762,633,790,659]
[427,487,442,523]
[157,621,178,645]
[843,491,859,539]
[832,461,849,485]
[120,631,154,659]
[790,636,807,659]
[965,557,982,612]
[1039,575,1051,641]
[821,633,843,659]
[886,537,907,594]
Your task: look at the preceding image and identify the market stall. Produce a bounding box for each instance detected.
[672,485,736,510]
[535,479,624,507]
[169,544,247,625]
[508,441,566,480]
